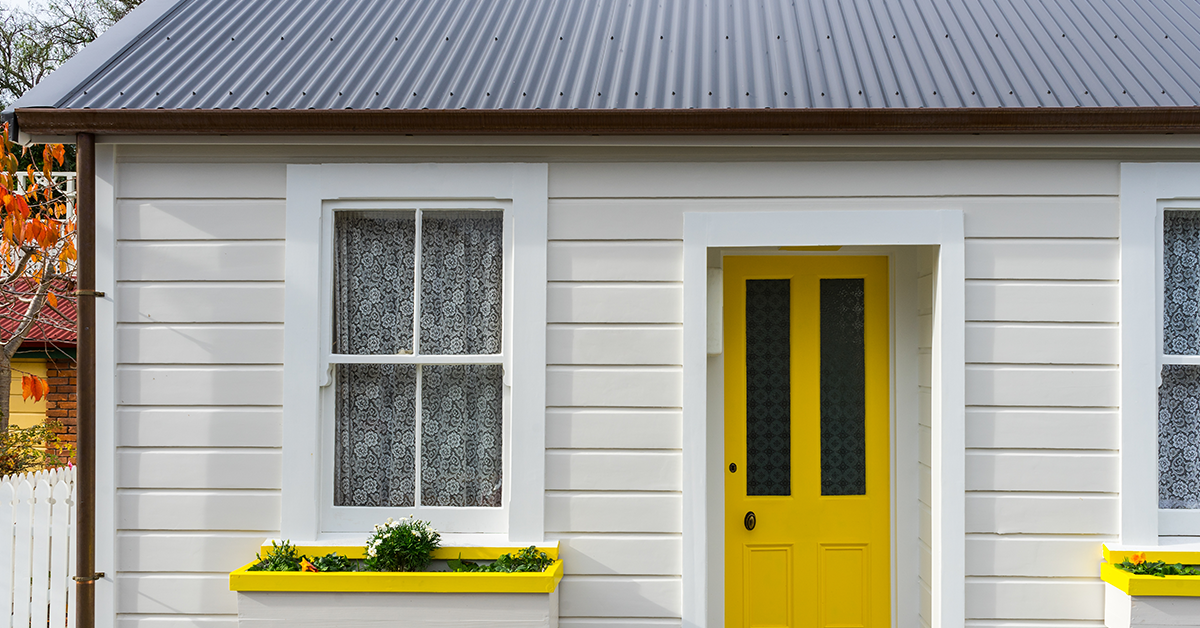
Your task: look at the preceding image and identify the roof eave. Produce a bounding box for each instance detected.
[15,107,1200,136]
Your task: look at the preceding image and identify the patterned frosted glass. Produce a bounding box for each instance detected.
[420,211,503,355]
[1164,210,1200,355]
[745,279,791,497]
[820,278,866,496]
[1160,365,1200,509]
[334,364,416,507]
[421,365,504,507]
[333,211,415,355]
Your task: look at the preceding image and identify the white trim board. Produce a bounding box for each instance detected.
[1119,163,1200,542]
[95,144,118,628]
[680,209,965,628]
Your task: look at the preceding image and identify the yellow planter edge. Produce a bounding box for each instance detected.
[263,545,559,561]
[1103,543,1200,567]
[230,546,564,594]
[1100,562,1200,597]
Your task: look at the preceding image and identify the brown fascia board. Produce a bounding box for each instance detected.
[14,106,1200,135]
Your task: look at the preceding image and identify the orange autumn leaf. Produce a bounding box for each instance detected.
[21,375,46,402]
[50,144,64,166]
[46,292,57,308]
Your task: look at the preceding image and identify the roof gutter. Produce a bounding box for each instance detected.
[13,106,1200,136]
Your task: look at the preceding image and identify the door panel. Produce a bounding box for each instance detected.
[725,256,890,628]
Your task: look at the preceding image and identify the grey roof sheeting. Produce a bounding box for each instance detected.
[18,0,1200,113]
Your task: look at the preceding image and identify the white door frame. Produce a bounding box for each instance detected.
[680,209,966,628]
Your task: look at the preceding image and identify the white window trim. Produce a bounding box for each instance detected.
[1120,163,1200,541]
[681,209,965,628]
[282,163,548,543]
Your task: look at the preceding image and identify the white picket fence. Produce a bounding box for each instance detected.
[0,467,76,628]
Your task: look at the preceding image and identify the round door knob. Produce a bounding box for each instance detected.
[744,511,756,531]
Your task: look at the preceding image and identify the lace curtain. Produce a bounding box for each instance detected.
[1165,210,1200,355]
[333,209,504,508]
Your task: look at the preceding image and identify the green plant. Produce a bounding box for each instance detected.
[1115,552,1200,577]
[310,552,354,572]
[449,546,554,573]
[0,420,75,475]
[364,517,440,572]
[247,540,303,572]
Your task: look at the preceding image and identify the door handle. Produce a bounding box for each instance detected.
[744,511,756,531]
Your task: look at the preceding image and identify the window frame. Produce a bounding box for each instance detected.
[1120,163,1200,542]
[282,163,548,543]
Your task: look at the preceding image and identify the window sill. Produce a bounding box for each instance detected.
[228,545,563,594]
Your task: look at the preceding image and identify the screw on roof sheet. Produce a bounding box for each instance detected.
[784,91,788,95]
[971,91,975,95]
[339,92,342,96]
[635,92,639,95]
[560,92,563,95]
[896,92,899,95]
[933,91,937,94]
[1085,91,1089,94]
[560,36,563,40]
[858,90,862,94]
[673,91,677,95]
[413,92,417,96]
[821,92,825,96]
[445,37,449,41]
[708,91,712,95]
[1124,90,1127,93]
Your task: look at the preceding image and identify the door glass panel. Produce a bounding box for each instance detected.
[820,278,866,496]
[745,279,791,496]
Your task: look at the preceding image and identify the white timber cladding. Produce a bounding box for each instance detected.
[108,151,1120,628]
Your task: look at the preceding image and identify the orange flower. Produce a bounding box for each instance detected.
[1130,552,1146,565]
[300,558,318,572]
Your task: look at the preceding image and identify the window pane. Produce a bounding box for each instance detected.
[820,278,866,496]
[420,211,503,354]
[334,211,415,355]
[335,364,416,507]
[421,365,503,507]
[746,279,791,497]
[1160,365,1200,509]
[1164,210,1200,355]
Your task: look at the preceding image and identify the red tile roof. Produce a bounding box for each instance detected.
[0,279,76,349]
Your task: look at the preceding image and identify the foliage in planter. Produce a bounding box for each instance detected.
[1115,552,1200,577]
[248,541,357,573]
[449,546,554,573]
[248,540,303,572]
[365,516,441,572]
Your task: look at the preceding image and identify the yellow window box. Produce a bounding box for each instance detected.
[1100,544,1200,628]
[230,545,564,628]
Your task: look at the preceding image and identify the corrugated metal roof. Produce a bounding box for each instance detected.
[20,0,1200,111]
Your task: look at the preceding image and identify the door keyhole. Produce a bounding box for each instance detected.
[744,511,756,530]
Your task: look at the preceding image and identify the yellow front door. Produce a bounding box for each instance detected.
[725,255,890,628]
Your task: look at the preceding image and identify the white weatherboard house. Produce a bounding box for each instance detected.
[10,0,1200,626]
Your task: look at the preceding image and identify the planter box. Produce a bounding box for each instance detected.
[1102,545,1200,628]
[230,545,563,628]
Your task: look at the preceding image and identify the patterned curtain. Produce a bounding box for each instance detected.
[1161,210,1200,508]
[1160,365,1200,509]
[333,209,504,509]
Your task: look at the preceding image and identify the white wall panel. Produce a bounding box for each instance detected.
[548,161,1117,199]
[966,495,1116,535]
[118,242,284,281]
[548,242,682,281]
[116,409,282,448]
[545,409,681,449]
[965,324,1117,365]
[560,620,680,628]
[116,491,280,531]
[117,200,286,240]
[557,536,682,576]
[117,325,284,365]
[965,281,1117,323]
[965,366,1117,407]
[117,450,281,489]
[545,494,682,533]
[115,615,237,628]
[547,326,682,366]
[546,367,682,408]
[557,576,682,618]
[965,536,1114,578]
[965,579,1104,620]
[966,410,1118,450]
[965,240,1118,280]
[545,451,681,491]
[548,284,682,324]
[116,574,236,614]
[117,366,283,406]
[116,284,284,324]
[116,532,271,572]
[965,452,1117,493]
[118,162,286,199]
